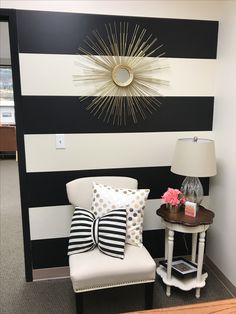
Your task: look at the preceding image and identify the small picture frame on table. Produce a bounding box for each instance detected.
[159,257,198,278]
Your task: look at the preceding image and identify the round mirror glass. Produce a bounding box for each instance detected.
[112,65,134,87]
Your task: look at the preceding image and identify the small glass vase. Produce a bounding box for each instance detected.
[166,203,181,213]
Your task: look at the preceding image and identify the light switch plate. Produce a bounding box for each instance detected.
[55,134,65,149]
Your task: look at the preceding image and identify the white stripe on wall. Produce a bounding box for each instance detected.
[29,205,74,240]
[19,54,216,96]
[29,196,209,240]
[24,131,214,173]
[29,200,162,240]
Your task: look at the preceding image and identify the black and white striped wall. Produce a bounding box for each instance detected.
[4,9,218,280]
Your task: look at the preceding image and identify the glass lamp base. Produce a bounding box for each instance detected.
[181,176,203,205]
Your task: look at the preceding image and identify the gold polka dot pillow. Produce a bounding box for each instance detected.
[91,182,150,247]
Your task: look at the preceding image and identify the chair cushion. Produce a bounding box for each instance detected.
[68,208,127,259]
[91,182,150,247]
[69,244,156,292]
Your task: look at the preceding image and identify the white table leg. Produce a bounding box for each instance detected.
[166,285,171,297]
[195,231,206,298]
[192,233,198,263]
[165,228,168,260]
[166,229,174,297]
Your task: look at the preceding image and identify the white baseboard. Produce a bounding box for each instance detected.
[33,266,70,281]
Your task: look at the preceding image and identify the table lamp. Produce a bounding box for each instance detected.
[171,137,217,206]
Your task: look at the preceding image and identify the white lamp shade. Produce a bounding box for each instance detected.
[171,138,217,177]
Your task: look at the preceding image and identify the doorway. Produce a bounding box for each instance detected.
[0,21,16,159]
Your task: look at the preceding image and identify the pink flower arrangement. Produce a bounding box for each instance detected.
[161,188,186,207]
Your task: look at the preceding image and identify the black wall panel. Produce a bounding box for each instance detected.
[31,230,193,269]
[26,167,209,207]
[16,10,218,58]
[22,96,214,134]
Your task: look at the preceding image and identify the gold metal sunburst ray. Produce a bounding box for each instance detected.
[73,21,168,125]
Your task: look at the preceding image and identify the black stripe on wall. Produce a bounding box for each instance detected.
[31,230,192,269]
[22,96,214,134]
[16,10,218,58]
[26,167,209,207]
[32,238,69,269]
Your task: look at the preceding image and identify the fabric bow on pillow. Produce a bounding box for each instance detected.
[68,207,127,259]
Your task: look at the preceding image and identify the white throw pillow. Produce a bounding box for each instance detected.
[91,182,150,247]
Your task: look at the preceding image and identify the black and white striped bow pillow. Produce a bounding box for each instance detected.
[68,208,127,259]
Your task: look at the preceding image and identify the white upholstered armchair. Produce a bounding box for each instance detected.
[66,176,156,313]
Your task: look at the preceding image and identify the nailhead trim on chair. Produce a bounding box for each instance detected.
[74,279,155,293]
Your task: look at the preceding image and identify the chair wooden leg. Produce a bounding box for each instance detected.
[75,293,83,314]
[145,282,154,310]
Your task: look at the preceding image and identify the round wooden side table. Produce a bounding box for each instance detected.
[156,204,214,298]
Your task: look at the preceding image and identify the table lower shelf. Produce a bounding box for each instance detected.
[156,265,208,291]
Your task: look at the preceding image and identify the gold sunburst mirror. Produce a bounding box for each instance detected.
[112,64,134,87]
[73,21,168,125]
